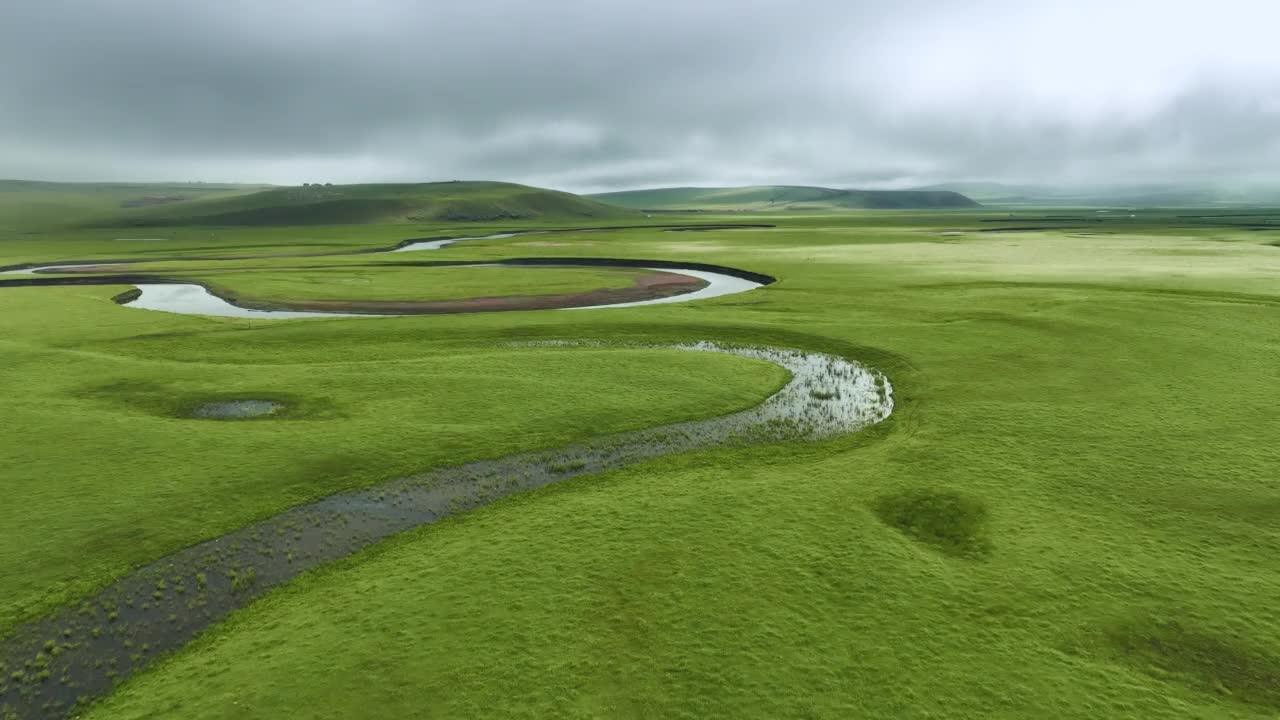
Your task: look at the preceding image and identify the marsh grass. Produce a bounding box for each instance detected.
[547,460,588,474]
[227,568,257,594]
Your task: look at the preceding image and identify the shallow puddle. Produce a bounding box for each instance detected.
[392,232,518,252]
[191,400,282,419]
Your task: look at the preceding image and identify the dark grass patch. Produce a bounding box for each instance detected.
[78,380,341,421]
[872,488,991,558]
[1161,490,1280,525]
[109,288,141,305]
[1106,620,1280,708]
[119,195,187,209]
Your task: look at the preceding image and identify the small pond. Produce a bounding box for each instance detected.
[191,399,283,419]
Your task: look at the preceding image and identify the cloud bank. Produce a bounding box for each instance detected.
[2,0,1278,190]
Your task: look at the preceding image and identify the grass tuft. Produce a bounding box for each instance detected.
[548,460,588,474]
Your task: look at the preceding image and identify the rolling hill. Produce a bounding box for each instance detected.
[98,181,637,227]
[0,180,265,231]
[589,185,979,211]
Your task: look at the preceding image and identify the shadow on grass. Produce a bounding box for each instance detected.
[1107,620,1280,709]
[872,488,992,559]
[79,379,341,421]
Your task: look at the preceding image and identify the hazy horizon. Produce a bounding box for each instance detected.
[3,0,1278,193]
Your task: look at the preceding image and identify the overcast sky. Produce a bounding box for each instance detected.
[2,0,1278,191]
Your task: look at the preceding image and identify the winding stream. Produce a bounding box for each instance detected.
[123,264,761,319]
[1,228,768,318]
[0,226,891,720]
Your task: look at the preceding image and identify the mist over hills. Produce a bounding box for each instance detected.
[919,182,1280,207]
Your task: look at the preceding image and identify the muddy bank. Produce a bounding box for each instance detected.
[0,343,892,720]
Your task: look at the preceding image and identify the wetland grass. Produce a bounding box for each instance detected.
[2,211,1279,719]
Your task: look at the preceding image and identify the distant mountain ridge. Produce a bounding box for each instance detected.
[917,182,1280,207]
[589,185,980,211]
[96,181,636,226]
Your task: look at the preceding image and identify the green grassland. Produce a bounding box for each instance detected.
[0,180,637,237]
[0,180,263,232]
[0,291,788,636]
[2,186,1279,719]
[103,181,636,227]
[588,185,979,211]
[128,265,648,304]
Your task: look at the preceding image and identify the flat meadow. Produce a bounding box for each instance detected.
[2,202,1278,718]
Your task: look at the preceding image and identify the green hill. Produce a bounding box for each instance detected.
[589,185,979,211]
[0,180,264,231]
[101,181,636,227]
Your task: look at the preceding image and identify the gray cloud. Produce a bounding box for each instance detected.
[2,0,1278,190]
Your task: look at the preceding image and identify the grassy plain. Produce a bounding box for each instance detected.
[0,287,789,637]
[2,189,1279,719]
[146,265,648,304]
